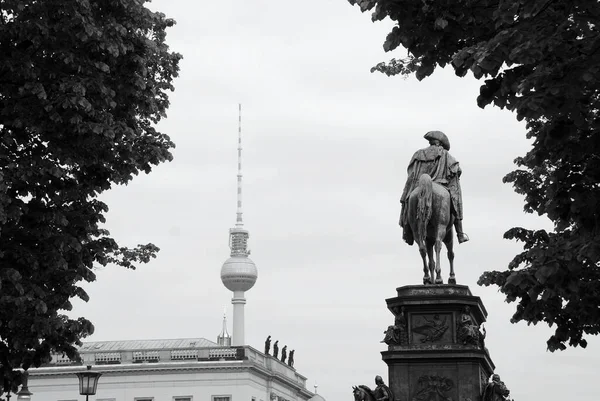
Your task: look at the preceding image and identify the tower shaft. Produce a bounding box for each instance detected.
[231,290,247,346]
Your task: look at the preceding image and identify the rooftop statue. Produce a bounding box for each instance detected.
[281,345,288,363]
[399,131,468,284]
[264,335,271,355]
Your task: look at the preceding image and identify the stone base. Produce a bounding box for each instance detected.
[383,285,494,401]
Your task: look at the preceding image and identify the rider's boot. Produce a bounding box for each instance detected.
[455,219,469,244]
[400,202,414,245]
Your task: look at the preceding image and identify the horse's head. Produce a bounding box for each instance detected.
[352,386,363,401]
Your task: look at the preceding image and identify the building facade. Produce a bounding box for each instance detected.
[28,339,313,401]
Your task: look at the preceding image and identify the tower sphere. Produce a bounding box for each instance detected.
[221,256,257,292]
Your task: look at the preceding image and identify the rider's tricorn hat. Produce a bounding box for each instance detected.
[424,130,450,151]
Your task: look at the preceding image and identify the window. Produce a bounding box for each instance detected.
[95,352,122,364]
[135,398,154,401]
[174,397,192,401]
[212,396,231,401]
[133,351,160,363]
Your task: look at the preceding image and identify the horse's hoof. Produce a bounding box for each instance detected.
[423,277,431,285]
[448,277,456,285]
[435,278,443,285]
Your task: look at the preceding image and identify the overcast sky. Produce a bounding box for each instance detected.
[69,1,599,400]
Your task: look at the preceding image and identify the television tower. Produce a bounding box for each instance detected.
[220,104,257,346]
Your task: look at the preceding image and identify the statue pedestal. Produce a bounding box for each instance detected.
[382,285,495,401]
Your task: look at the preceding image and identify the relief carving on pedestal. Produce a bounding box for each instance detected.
[411,314,449,343]
[411,375,454,401]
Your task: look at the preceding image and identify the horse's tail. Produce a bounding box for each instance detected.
[416,174,433,240]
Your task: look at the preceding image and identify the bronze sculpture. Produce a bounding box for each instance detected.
[281,345,287,363]
[273,340,279,359]
[482,374,511,401]
[457,306,481,346]
[352,376,394,401]
[382,307,408,346]
[287,349,295,367]
[264,335,271,355]
[400,131,468,284]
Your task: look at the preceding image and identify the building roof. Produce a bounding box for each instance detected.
[78,337,217,352]
[308,394,326,401]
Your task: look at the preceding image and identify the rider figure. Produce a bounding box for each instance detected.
[373,375,393,401]
[400,131,469,245]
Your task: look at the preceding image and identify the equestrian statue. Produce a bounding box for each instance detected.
[400,131,469,284]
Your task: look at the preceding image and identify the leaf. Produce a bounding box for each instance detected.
[534,263,559,284]
[434,18,448,30]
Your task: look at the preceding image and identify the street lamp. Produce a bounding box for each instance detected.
[16,371,32,400]
[76,366,102,401]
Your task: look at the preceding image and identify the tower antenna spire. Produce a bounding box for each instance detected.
[236,103,243,227]
[227,104,249,257]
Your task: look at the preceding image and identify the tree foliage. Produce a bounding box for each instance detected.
[0,0,181,395]
[349,0,600,351]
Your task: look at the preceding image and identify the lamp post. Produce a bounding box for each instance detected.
[16,371,32,401]
[76,366,102,401]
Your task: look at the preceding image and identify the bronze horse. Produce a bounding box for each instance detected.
[407,173,456,284]
[352,386,376,401]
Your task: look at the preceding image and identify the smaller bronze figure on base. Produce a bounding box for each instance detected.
[482,374,511,401]
[457,306,480,346]
[352,376,394,401]
[273,340,279,359]
[479,324,487,348]
[287,349,295,367]
[373,376,393,401]
[281,345,287,363]
[264,335,271,355]
[382,307,408,346]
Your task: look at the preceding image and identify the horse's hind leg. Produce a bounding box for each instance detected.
[426,237,435,284]
[419,240,431,284]
[434,226,445,284]
[445,230,455,284]
[434,240,443,284]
